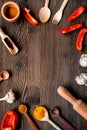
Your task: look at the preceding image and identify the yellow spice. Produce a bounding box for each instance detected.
[34,106,47,121]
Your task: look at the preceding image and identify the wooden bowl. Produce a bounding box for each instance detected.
[1,1,20,22]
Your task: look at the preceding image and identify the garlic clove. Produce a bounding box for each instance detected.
[79,54,87,67]
[6,89,15,103]
[4,89,15,103]
[75,73,87,85]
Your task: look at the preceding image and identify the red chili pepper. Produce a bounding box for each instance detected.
[68,6,85,22]
[76,28,87,51]
[60,24,83,34]
[1,110,18,130]
[22,7,38,25]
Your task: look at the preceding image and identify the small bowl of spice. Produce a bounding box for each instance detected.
[1,1,20,22]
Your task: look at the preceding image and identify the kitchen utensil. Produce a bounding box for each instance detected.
[0,89,15,103]
[18,104,39,130]
[34,106,62,130]
[0,27,18,55]
[51,108,75,130]
[39,0,51,23]
[52,0,69,24]
[57,86,87,120]
[1,1,20,22]
[0,70,9,81]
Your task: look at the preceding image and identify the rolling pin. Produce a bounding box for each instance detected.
[57,86,87,120]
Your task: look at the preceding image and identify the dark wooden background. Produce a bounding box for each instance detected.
[0,0,87,130]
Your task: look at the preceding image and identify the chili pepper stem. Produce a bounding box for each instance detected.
[24,8,30,13]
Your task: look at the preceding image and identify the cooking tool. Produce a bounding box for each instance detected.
[1,1,20,22]
[52,0,69,24]
[57,86,87,120]
[0,70,9,81]
[0,27,18,55]
[34,106,62,130]
[39,0,51,23]
[18,104,39,130]
[51,108,75,130]
[0,89,15,103]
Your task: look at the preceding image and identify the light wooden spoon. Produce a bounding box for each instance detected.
[34,106,62,130]
[0,70,9,81]
[39,0,51,23]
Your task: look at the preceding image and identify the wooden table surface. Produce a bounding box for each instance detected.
[0,0,87,130]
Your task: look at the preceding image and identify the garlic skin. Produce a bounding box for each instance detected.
[79,54,87,67]
[75,73,87,86]
[0,89,16,103]
[5,89,16,103]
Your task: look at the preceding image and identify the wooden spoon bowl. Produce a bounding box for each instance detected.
[0,70,9,81]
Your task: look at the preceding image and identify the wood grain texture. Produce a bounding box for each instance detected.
[0,0,87,130]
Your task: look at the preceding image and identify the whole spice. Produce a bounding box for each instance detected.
[76,28,87,51]
[79,54,87,67]
[22,7,38,25]
[34,106,47,121]
[60,23,83,34]
[68,6,85,22]
[75,73,87,86]
[1,110,18,130]
[0,89,16,103]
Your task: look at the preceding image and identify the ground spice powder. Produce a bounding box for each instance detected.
[18,105,27,114]
[5,6,17,18]
[34,106,47,121]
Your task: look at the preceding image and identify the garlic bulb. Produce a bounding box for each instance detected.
[75,73,87,86]
[79,54,87,67]
[0,89,16,103]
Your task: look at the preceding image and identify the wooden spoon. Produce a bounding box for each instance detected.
[39,0,51,23]
[0,70,9,81]
[18,104,39,130]
[51,108,75,130]
[34,106,62,130]
[0,27,18,55]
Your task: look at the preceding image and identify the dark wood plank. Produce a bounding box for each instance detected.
[0,0,87,130]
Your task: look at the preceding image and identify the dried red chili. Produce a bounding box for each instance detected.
[60,24,83,34]
[76,28,87,51]
[22,7,38,25]
[1,110,18,130]
[68,6,85,22]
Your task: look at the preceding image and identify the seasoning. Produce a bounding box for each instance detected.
[60,24,83,34]
[22,7,38,25]
[79,54,87,67]
[4,37,14,49]
[75,73,87,86]
[68,6,85,22]
[34,106,47,120]
[76,28,87,51]
[5,6,18,19]
[1,110,18,130]
[18,104,27,114]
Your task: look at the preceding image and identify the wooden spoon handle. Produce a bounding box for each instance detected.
[57,86,77,105]
[45,0,50,7]
[47,119,62,130]
[0,77,2,81]
[58,116,75,130]
[24,112,39,130]
[60,0,69,11]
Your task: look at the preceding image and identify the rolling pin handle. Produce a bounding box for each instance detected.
[57,86,77,105]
